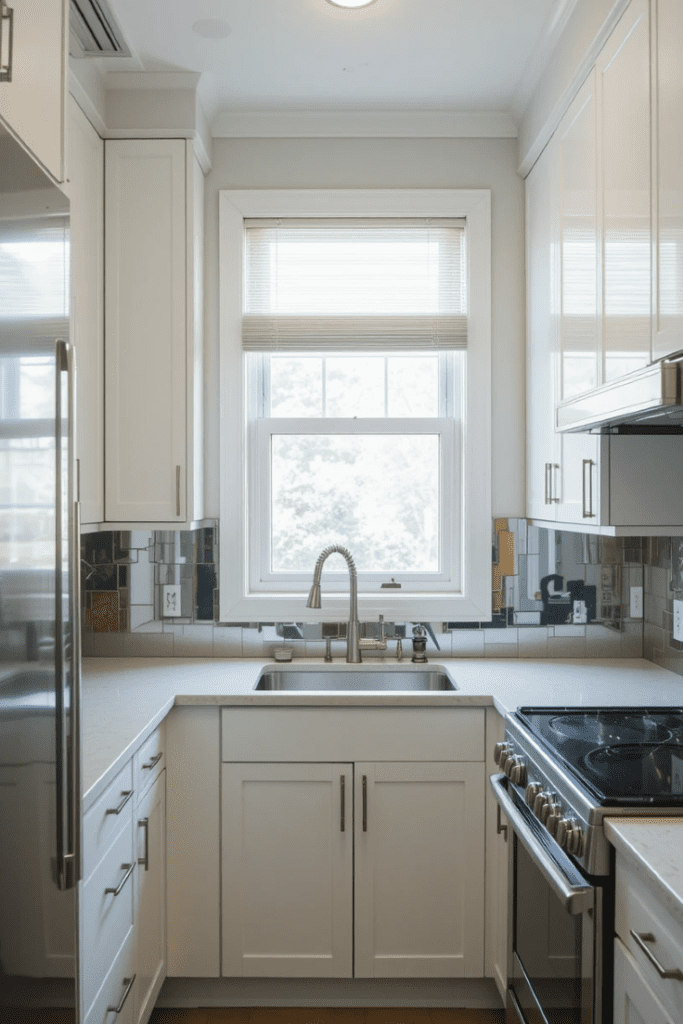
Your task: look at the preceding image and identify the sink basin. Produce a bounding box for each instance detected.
[255,669,456,691]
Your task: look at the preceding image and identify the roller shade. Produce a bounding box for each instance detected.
[243,219,467,351]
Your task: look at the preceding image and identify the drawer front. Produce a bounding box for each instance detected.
[82,820,136,1011]
[134,724,165,799]
[83,760,134,878]
[221,708,485,762]
[616,858,683,1024]
[84,925,136,1024]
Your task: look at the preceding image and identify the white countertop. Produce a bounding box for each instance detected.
[605,817,683,930]
[82,655,683,810]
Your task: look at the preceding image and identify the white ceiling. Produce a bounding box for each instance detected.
[101,0,569,129]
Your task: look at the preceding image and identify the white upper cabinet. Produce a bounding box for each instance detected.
[68,96,104,524]
[0,0,67,183]
[598,0,651,383]
[652,0,683,362]
[104,139,204,526]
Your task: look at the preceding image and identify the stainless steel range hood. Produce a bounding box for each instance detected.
[556,356,683,432]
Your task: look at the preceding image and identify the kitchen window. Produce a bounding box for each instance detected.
[219,190,492,623]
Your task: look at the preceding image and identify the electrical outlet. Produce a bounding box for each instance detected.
[162,585,181,617]
[629,586,643,619]
[674,599,683,642]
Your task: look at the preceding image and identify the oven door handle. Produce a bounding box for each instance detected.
[490,773,595,915]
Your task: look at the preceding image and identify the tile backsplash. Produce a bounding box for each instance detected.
[81,519,648,662]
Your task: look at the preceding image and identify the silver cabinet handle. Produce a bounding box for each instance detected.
[340,776,345,832]
[175,464,181,516]
[106,790,133,816]
[362,775,368,832]
[142,752,163,770]
[107,975,136,1015]
[630,930,683,981]
[138,818,149,871]
[582,459,595,518]
[105,862,135,897]
[497,803,508,842]
[0,4,14,83]
[551,463,560,503]
[544,463,551,505]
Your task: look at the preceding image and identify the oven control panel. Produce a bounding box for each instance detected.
[493,740,585,857]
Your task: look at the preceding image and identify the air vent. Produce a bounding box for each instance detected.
[70,0,130,57]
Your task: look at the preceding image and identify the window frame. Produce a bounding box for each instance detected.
[219,189,492,623]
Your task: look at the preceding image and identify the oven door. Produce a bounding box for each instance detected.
[491,773,602,1024]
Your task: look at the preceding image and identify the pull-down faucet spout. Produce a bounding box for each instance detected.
[306,545,361,663]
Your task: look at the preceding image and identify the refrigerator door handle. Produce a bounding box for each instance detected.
[55,340,81,889]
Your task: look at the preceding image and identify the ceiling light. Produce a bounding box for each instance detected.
[325,0,379,8]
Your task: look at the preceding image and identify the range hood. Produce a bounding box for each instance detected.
[70,0,130,57]
[556,356,683,432]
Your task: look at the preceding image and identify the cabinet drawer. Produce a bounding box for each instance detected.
[221,708,485,761]
[82,820,135,1012]
[83,761,134,878]
[615,858,683,1024]
[134,724,165,799]
[84,925,136,1024]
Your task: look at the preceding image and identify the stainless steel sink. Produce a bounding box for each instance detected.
[255,669,456,691]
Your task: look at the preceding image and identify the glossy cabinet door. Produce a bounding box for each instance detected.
[354,762,485,979]
[558,68,600,403]
[68,96,104,524]
[652,0,683,362]
[221,762,353,978]
[526,131,560,523]
[0,0,67,182]
[134,770,166,1024]
[597,0,651,383]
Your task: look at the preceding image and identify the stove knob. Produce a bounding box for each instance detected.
[525,782,542,807]
[546,803,563,837]
[540,795,558,825]
[556,818,571,848]
[510,760,527,787]
[494,742,513,766]
[504,755,517,778]
[533,791,551,818]
[565,822,584,857]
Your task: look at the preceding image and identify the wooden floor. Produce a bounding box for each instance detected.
[151,1008,505,1024]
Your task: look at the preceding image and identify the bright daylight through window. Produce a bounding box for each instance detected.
[219,190,492,623]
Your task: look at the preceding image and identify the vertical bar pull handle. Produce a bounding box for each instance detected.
[138,818,149,871]
[544,463,550,505]
[340,776,345,832]
[175,465,181,517]
[551,464,560,503]
[497,803,508,842]
[0,4,14,83]
[582,460,595,518]
[362,775,368,832]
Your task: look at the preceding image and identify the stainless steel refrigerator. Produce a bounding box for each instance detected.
[0,125,81,1022]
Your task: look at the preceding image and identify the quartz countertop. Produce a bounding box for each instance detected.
[605,817,683,930]
[82,655,683,811]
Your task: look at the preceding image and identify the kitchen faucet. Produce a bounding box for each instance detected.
[306,545,387,663]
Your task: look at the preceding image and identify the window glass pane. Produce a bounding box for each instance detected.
[270,356,322,416]
[387,356,439,416]
[270,434,439,573]
[325,356,385,417]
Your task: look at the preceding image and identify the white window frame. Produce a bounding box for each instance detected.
[219,189,492,623]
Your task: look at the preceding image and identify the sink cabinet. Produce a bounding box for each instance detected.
[219,707,485,980]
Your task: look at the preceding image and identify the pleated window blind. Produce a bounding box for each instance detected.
[243,218,467,351]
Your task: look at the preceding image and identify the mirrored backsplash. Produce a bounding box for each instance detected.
[79,518,653,663]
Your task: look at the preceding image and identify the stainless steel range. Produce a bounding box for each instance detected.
[490,707,683,1024]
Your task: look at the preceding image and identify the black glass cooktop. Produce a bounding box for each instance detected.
[516,707,683,805]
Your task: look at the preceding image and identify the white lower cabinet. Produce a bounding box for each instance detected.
[134,770,166,1024]
[614,938,676,1024]
[81,731,166,1024]
[221,758,485,979]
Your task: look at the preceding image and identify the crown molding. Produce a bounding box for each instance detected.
[511,0,579,124]
[212,109,518,139]
[103,71,202,91]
